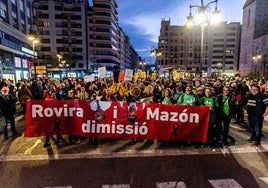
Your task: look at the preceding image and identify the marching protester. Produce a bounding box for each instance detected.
[18,81,34,115]
[177,84,200,106]
[20,74,268,149]
[152,83,162,103]
[246,84,268,146]
[43,83,63,147]
[88,91,99,145]
[100,88,117,101]
[0,86,19,140]
[77,86,89,100]
[160,88,176,104]
[234,82,248,124]
[30,80,44,100]
[215,86,236,146]
[200,87,219,146]
[58,82,68,100]
[213,78,224,95]
[126,85,141,144]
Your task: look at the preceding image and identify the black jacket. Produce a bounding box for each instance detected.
[0,94,17,117]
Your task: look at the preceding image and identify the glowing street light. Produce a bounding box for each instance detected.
[28,31,39,79]
[139,60,146,71]
[186,0,220,77]
[253,53,262,76]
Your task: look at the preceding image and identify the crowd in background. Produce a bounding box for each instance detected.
[0,74,267,147]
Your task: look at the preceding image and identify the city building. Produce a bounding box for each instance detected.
[33,0,89,78]
[0,0,34,82]
[31,0,139,78]
[88,0,139,75]
[156,19,241,77]
[239,0,268,77]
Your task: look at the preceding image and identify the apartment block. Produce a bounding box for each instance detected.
[33,0,88,78]
[157,19,241,77]
[31,0,139,78]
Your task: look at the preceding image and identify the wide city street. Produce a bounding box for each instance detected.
[0,114,268,188]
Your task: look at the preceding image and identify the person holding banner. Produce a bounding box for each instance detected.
[215,86,236,146]
[200,87,219,146]
[126,86,141,144]
[177,84,200,106]
[126,86,141,103]
[160,88,176,104]
[100,88,117,102]
[18,81,34,115]
[77,86,89,100]
[43,84,63,147]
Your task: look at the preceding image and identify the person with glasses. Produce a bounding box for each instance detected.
[246,84,268,146]
[0,86,19,140]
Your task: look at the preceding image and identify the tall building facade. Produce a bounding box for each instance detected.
[239,0,268,77]
[88,0,120,74]
[32,0,139,78]
[0,0,34,82]
[156,19,241,77]
[33,0,89,78]
[209,22,241,76]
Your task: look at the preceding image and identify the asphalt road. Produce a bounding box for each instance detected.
[0,115,267,188]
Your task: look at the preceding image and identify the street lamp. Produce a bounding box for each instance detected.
[216,62,222,76]
[186,0,220,77]
[150,47,162,72]
[28,32,39,79]
[57,54,62,64]
[139,60,146,71]
[253,53,262,77]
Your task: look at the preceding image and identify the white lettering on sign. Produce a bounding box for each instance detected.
[32,104,83,118]
[82,120,148,135]
[146,107,199,123]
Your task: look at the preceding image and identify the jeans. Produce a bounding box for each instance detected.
[248,115,263,142]
[2,115,17,138]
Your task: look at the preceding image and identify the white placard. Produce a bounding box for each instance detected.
[124,69,133,81]
[84,75,95,83]
[98,66,107,78]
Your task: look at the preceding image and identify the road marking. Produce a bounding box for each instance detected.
[208,179,243,188]
[0,143,268,161]
[24,139,42,155]
[156,181,186,188]
[44,186,72,188]
[259,177,268,184]
[101,184,130,188]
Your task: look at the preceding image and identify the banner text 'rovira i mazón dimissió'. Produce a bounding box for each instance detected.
[25,100,210,143]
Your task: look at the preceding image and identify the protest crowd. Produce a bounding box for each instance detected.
[0,72,268,148]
